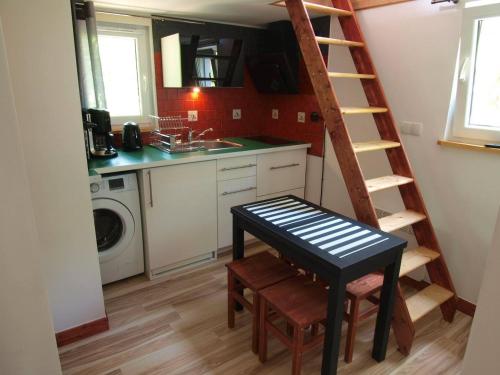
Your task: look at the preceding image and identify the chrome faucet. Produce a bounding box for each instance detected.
[188,127,214,143]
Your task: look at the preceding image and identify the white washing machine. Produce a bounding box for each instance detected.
[90,172,144,285]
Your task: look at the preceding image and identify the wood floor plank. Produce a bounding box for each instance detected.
[59,244,471,375]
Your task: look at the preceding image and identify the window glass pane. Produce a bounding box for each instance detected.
[469,17,500,129]
[98,34,142,117]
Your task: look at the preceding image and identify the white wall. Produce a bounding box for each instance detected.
[322,1,500,303]
[0,0,106,332]
[0,20,62,375]
[462,208,500,374]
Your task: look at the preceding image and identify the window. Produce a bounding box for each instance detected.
[453,1,500,141]
[97,20,155,125]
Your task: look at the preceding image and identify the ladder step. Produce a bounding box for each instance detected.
[400,247,440,277]
[378,210,426,233]
[341,106,388,115]
[316,36,364,48]
[303,1,352,16]
[365,175,414,193]
[406,284,454,322]
[352,140,401,153]
[328,72,376,79]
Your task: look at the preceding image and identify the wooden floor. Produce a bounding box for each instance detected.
[59,243,471,375]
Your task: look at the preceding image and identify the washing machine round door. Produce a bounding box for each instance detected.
[92,198,135,263]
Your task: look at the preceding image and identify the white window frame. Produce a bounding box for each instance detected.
[96,14,157,127]
[452,1,500,142]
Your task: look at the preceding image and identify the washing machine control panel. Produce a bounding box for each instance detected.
[90,173,138,198]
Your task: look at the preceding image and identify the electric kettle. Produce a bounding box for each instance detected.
[122,122,143,151]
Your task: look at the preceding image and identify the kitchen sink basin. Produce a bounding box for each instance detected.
[191,139,243,151]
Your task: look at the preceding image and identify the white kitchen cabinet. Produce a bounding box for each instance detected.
[139,161,217,278]
[257,187,305,201]
[217,176,257,248]
[217,155,257,181]
[257,149,307,197]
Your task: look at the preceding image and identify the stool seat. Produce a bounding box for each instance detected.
[346,273,383,298]
[259,275,328,327]
[227,251,298,291]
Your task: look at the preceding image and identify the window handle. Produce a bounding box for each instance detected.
[459,57,470,82]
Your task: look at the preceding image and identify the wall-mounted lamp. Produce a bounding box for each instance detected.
[191,87,200,99]
[431,0,459,4]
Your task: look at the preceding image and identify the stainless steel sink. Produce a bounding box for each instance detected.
[150,138,243,153]
[191,139,243,151]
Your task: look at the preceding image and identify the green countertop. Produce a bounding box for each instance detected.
[88,137,310,177]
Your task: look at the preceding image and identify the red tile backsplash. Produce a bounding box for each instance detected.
[152,51,325,157]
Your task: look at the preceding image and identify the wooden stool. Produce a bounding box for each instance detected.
[226,251,298,353]
[344,273,383,363]
[258,275,328,375]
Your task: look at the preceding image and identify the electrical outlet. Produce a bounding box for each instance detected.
[272,109,279,120]
[297,112,306,123]
[188,110,198,122]
[232,109,241,120]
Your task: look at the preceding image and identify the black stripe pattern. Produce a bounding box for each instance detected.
[243,196,390,259]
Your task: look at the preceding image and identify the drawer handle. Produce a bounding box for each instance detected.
[221,187,256,196]
[270,163,300,170]
[220,163,257,172]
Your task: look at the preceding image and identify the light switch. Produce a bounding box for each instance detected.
[297,112,306,123]
[188,110,198,122]
[400,121,423,136]
[272,109,279,120]
[233,109,241,120]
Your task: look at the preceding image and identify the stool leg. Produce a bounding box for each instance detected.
[227,270,235,329]
[345,297,360,363]
[252,293,260,354]
[258,298,268,363]
[292,326,305,375]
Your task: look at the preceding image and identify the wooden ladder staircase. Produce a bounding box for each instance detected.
[282,0,457,355]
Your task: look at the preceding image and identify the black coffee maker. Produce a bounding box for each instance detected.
[85,108,118,159]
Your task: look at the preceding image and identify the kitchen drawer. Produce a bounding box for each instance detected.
[217,176,257,248]
[257,149,307,196]
[258,188,305,201]
[217,155,257,181]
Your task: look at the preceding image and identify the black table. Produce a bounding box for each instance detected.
[231,195,407,374]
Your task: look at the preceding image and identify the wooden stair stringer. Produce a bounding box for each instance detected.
[285,0,379,228]
[332,0,457,321]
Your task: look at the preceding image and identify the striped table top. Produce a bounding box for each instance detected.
[232,195,406,269]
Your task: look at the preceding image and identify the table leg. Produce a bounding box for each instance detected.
[232,216,244,261]
[232,215,245,311]
[321,280,346,375]
[372,250,403,361]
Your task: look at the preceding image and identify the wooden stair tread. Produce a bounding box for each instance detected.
[365,175,414,193]
[341,106,388,114]
[352,140,401,153]
[406,284,454,322]
[400,247,440,277]
[303,1,352,16]
[378,210,426,233]
[316,36,364,47]
[329,72,376,79]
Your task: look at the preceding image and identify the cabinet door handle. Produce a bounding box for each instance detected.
[219,163,257,172]
[148,170,154,207]
[270,163,300,170]
[221,186,256,196]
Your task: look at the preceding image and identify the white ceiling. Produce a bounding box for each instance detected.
[95,0,292,27]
